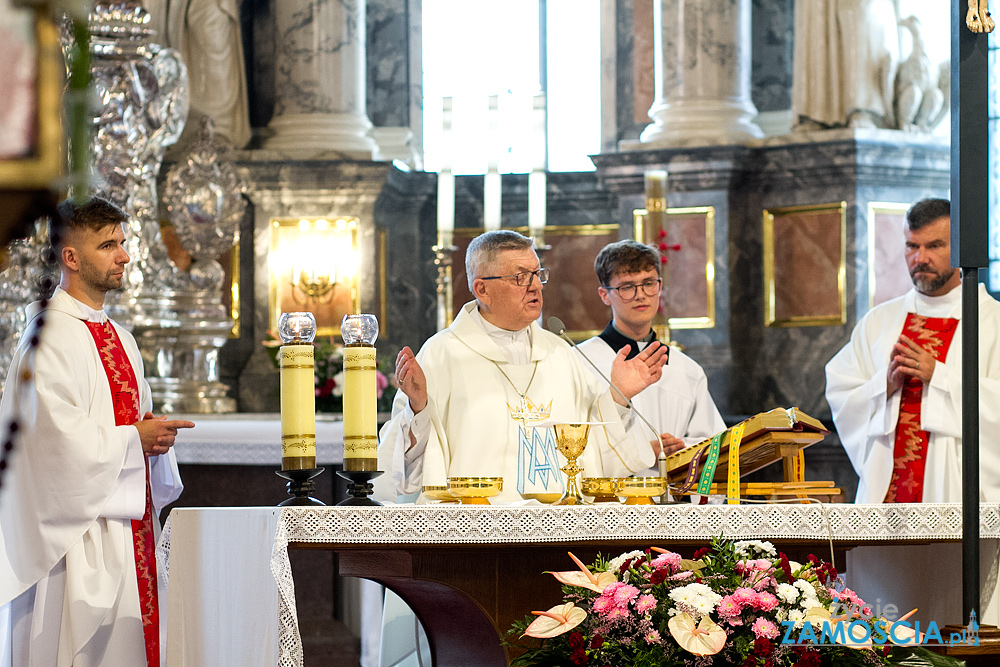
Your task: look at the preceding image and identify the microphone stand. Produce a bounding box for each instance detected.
[547,317,677,503]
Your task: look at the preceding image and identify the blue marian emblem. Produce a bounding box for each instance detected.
[517,426,563,494]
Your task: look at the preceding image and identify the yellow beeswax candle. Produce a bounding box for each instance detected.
[279,343,316,470]
[343,344,378,471]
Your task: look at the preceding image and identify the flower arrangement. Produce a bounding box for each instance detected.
[506,538,963,667]
[264,334,396,413]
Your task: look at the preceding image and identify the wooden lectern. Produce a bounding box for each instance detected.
[662,407,840,503]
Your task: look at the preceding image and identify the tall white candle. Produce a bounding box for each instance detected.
[484,94,502,230]
[528,170,546,238]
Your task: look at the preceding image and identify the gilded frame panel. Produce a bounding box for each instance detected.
[268,217,361,338]
[0,8,63,189]
[866,202,912,309]
[633,206,716,329]
[763,202,847,327]
[448,224,620,340]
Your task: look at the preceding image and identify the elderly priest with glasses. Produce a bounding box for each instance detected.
[376,230,668,503]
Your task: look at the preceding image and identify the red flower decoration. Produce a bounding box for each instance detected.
[658,229,667,239]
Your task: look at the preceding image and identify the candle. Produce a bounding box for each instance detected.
[528,169,546,240]
[644,170,667,211]
[341,314,379,471]
[484,94,502,230]
[438,169,455,237]
[277,312,317,470]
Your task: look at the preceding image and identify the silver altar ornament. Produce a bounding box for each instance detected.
[140,115,246,414]
[0,223,58,392]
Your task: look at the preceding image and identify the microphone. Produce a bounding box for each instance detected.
[546,316,661,441]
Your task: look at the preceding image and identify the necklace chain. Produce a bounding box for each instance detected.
[493,360,540,400]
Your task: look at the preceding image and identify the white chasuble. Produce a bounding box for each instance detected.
[377,301,649,503]
[825,284,1000,504]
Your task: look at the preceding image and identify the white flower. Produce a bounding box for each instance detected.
[734,540,777,558]
[793,579,818,599]
[668,583,722,618]
[776,583,799,604]
[800,597,823,610]
[787,608,806,629]
[331,371,345,397]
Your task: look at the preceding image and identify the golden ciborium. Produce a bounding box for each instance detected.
[448,477,503,504]
[553,423,592,505]
[620,477,668,505]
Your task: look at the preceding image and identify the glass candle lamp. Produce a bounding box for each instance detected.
[341,314,379,471]
[278,312,317,470]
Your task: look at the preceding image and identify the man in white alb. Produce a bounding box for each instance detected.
[377,229,668,503]
[825,198,1000,503]
[578,240,725,475]
[0,197,194,667]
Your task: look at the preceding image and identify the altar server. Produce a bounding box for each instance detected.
[825,198,1000,503]
[377,229,667,502]
[0,197,194,666]
[579,240,725,475]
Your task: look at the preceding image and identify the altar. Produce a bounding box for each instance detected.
[162,503,1000,667]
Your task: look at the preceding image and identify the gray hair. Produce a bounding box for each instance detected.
[465,230,535,291]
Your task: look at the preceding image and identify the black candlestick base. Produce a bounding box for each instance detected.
[336,470,383,506]
[276,467,326,506]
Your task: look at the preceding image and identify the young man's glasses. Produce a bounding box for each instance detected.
[603,278,661,301]
[480,268,550,286]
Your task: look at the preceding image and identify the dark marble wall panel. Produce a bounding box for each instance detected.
[617,0,641,142]
[245,0,275,132]
[751,0,793,113]
[367,0,410,127]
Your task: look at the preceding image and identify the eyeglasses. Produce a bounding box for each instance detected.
[603,278,661,301]
[480,267,550,286]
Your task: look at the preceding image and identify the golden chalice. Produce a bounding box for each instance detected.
[582,477,622,503]
[552,423,591,505]
[447,477,504,504]
[422,485,459,503]
[619,477,667,505]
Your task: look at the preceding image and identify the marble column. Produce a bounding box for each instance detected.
[265,0,376,157]
[637,0,762,147]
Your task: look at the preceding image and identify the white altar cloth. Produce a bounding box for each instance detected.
[161,503,1000,667]
[170,413,345,465]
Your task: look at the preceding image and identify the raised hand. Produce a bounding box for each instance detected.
[609,341,668,405]
[395,346,428,413]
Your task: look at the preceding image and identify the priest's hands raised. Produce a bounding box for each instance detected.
[135,412,195,456]
[609,341,668,406]
[887,334,936,394]
[396,346,428,414]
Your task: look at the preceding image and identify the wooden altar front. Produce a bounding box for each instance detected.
[163,504,1000,667]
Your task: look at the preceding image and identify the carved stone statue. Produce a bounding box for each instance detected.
[894,15,948,133]
[792,0,900,129]
[147,0,252,149]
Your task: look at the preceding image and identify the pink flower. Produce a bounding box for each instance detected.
[635,594,657,613]
[592,596,614,615]
[749,591,779,612]
[669,571,694,581]
[613,584,640,607]
[644,629,662,644]
[375,370,389,398]
[732,587,756,605]
[715,595,742,619]
[751,617,779,639]
[651,551,682,572]
[606,606,629,621]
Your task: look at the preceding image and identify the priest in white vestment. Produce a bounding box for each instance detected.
[825,198,1000,504]
[0,197,194,667]
[377,230,667,503]
[578,240,726,476]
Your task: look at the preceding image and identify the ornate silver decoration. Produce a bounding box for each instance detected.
[0,224,58,392]
[148,116,246,413]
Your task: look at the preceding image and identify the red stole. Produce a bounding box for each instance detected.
[84,321,159,667]
[884,313,959,503]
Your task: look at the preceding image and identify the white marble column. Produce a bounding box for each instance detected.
[265,0,376,157]
[639,0,762,147]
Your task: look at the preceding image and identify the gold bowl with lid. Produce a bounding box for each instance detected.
[619,477,667,505]
[447,477,504,504]
[581,477,621,503]
[422,485,459,503]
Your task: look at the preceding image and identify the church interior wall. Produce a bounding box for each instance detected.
[141,2,959,661]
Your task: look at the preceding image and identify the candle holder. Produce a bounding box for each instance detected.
[336,470,383,505]
[276,467,326,506]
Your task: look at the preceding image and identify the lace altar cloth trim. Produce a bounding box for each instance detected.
[282,503,1000,544]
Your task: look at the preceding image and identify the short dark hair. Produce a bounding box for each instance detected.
[50,196,129,254]
[465,230,536,291]
[906,198,950,231]
[594,239,661,286]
